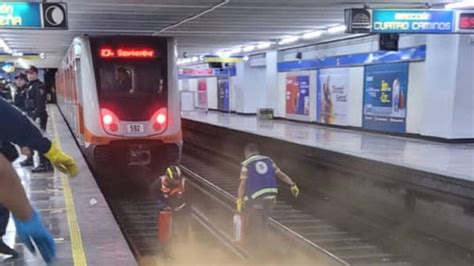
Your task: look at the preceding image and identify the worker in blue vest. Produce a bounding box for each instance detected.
[236,143,299,245]
[0,98,78,264]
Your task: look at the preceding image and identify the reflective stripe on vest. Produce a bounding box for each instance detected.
[244,187,278,201]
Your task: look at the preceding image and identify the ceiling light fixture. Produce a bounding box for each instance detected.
[230,47,242,54]
[445,0,474,9]
[216,50,231,58]
[242,45,255,52]
[302,30,324,40]
[278,36,299,45]
[17,58,29,69]
[191,56,199,62]
[0,38,11,53]
[327,25,347,34]
[256,42,272,50]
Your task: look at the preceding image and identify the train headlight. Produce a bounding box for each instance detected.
[151,108,167,132]
[101,108,119,133]
[156,113,166,125]
[103,114,113,125]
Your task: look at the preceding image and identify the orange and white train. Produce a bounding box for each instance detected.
[56,36,181,174]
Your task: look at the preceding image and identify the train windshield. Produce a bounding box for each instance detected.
[91,37,168,121]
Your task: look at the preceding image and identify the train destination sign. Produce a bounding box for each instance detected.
[371,9,454,34]
[0,2,67,29]
[99,48,157,59]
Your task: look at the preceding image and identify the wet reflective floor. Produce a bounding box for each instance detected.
[1,165,72,266]
[1,105,134,266]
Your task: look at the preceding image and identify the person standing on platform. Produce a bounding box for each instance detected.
[24,66,53,173]
[13,73,36,169]
[236,143,299,245]
[13,73,28,111]
[0,97,78,264]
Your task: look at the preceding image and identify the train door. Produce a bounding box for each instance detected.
[74,58,85,146]
[69,66,78,138]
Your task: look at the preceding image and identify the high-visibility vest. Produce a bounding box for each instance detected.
[160,176,185,198]
[242,155,278,201]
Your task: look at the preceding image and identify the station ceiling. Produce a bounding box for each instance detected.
[1,0,450,68]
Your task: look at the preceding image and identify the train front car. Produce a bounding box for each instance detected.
[57,36,181,177]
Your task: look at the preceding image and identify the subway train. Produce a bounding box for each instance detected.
[55,36,181,176]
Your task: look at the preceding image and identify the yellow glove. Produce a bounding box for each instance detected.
[291,184,300,198]
[44,142,78,177]
[236,198,244,213]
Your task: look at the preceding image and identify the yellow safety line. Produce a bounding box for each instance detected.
[50,107,88,266]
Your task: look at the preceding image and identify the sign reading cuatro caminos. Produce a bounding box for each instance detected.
[345,8,474,34]
[371,9,454,34]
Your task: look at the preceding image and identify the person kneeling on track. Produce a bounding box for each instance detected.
[151,165,187,246]
[0,98,78,264]
[236,143,299,246]
[153,165,186,212]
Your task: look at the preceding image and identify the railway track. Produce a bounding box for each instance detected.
[181,147,412,266]
[104,178,247,265]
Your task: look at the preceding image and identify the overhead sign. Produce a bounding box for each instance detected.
[179,68,215,76]
[345,8,371,33]
[456,12,474,32]
[0,54,42,61]
[0,2,67,29]
[371,9,454,34]
[205,56,243,63]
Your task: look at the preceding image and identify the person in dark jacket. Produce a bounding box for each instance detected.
[13,73,28,111]
[25,66,53,173]
[14,73,35,168]
[0,97,78,263]
[0,142,19,258]
[0,79,11,101]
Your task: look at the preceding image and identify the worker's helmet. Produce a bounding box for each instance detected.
[165,165,181,180]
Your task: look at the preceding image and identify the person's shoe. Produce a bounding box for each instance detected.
[19,158,34,167]
[31,164,54,174]
[0,240,18,257]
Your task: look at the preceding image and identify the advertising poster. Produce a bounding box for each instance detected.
[197,79,207,109]
[286,73,310,116]
[217,77,230,112]
[317,68,349,125]
[363,63,408,133]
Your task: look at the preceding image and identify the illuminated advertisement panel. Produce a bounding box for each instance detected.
[363,63,409,133]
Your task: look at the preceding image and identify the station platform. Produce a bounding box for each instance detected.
[182,111,474,182]
[1,105,135,265]
[181,110,474,255]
